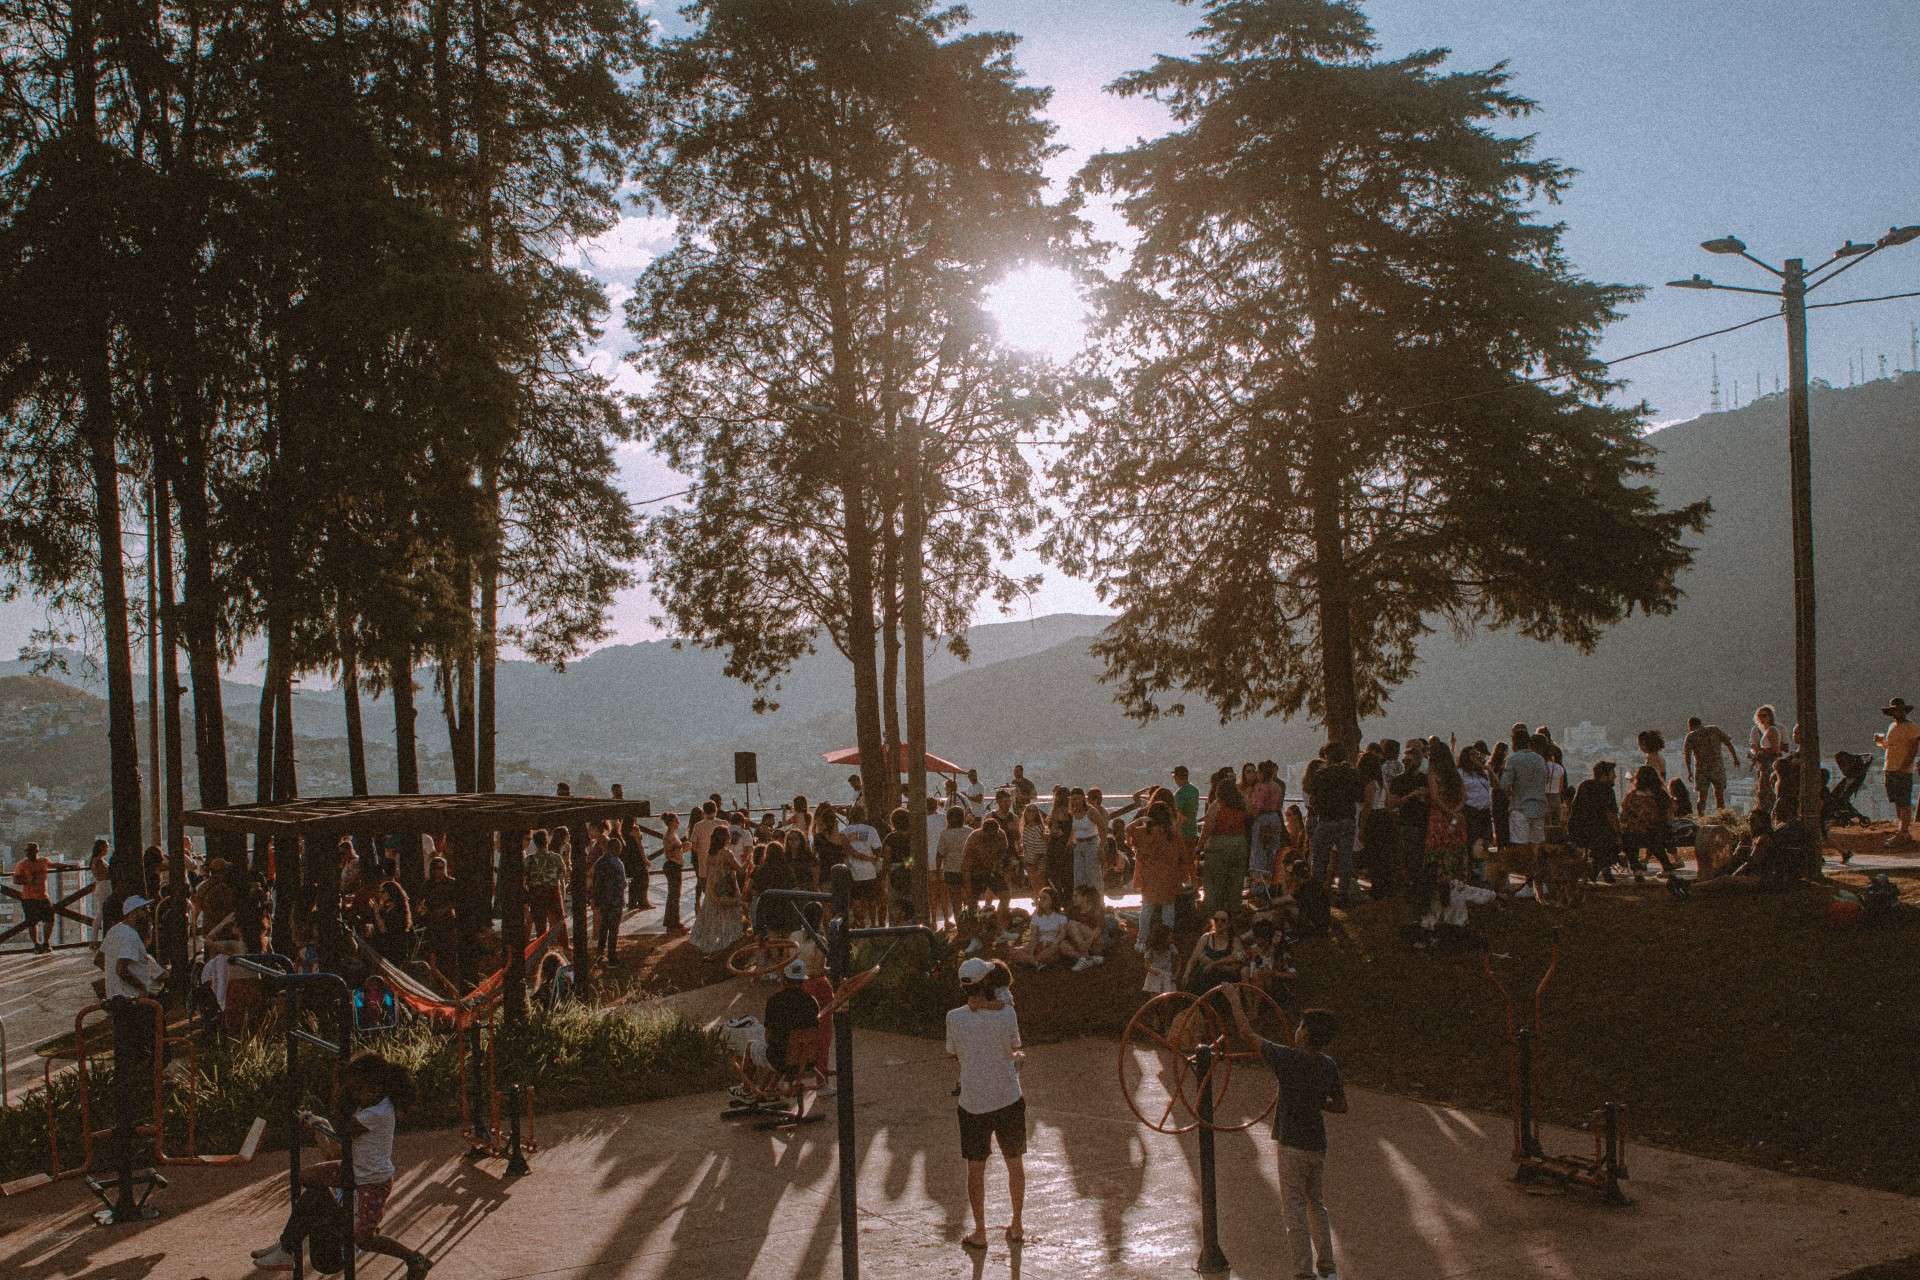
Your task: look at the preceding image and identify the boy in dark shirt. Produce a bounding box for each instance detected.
[1568,761,1623,881]
[1223,987,1345,1280]
[760,959,822,1083]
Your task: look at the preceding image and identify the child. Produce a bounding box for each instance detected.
[251,1051,431,1277]
[1141,922,1175,994]
[1221,988,1345,1280]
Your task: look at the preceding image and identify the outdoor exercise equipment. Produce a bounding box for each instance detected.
[234,954,362,1280]
[724,933,800,979]
[1482,933,1630,1205]
[720,964,880,1131]
[1,999,264,1206]
[457,1013,536,1174]
[746,869,935,1280]
[1116,982,1293,1274]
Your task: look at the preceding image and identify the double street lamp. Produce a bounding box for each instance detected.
[1668,224,1920,826]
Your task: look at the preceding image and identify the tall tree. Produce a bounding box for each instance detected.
[1051,0,1707,751]
[632,0,1069,813]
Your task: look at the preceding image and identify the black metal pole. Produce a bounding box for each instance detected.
[289,986,304,1280]
[504,1084,530,1176]
[1517,1029,1540,1159]
[1782,258,1822,829]
[830,863,857,1280]
[1192,1042,1228,1274]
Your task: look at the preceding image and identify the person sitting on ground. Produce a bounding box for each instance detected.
[1182,908,1243,995]
[1280,856,1331,937]
[249,1051,432,1277]
[1238,916,1292,998]
[1569,761,1624,881]
[1007,887,1090,970]
[1065,884,1114,970]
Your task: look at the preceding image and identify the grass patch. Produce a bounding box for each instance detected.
[0,1000,728,1185]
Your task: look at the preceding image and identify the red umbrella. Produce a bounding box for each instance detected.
[821,744,966,775]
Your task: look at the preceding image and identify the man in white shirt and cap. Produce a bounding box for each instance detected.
[100,895,167,1139]
[946,957,1025,1251]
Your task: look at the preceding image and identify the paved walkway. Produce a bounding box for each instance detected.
[3,1018,1915,1280]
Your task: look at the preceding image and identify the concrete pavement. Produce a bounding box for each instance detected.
[2,1020,1915,1280]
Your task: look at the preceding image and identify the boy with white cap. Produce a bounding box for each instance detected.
[947,957,1024,1250]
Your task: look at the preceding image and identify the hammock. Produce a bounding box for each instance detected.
[347,927,557,1030]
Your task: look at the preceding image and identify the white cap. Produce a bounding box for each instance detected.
[958,957,995,984]
[783,957,808,981]
[122,895,152,913]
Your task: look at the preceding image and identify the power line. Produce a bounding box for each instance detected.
[1806,287,1920,311]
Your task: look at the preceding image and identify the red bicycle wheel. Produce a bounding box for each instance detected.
[1205,982,1289,1132]
[1117,991,1232,1135]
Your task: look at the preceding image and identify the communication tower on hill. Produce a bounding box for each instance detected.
[1709,352,1721,412]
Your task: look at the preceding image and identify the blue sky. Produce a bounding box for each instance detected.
[3,0,1916,660]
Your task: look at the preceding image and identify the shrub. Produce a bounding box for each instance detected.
[0,1001,728,1184]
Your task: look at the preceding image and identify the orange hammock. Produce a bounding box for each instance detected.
[350,928,557,1030]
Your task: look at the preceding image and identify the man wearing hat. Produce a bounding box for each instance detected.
[760,957,822,1084]
[947,956,1025,1250]
[1874,698,1918,847]
[101,894,167,1130]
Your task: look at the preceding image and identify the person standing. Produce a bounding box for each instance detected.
[1222,986,1346,1280]
[589,838,627,967]
[12,842,55,952]
[1248,761,1287,892]
[1749,705,1784,814]
[1171,765,1201,862]
[523,829,568,948]
[88,837,111,944]
[961,769,987,819]
[1682,717,1739,813]
[658,812,687,930]
[1307,744,1364,907]
[690,802,725,912]
[101,894,166,1143]
[839,806,884,927]
[947,957,1025,1251]
[1197,776,1252,919]
[1874,697,1918,847]
[1499,727,1549,892]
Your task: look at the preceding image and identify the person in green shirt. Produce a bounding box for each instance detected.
[1172,765,1201,841]
[524,829,569,947]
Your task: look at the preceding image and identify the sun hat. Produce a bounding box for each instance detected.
[1882,697,1913,717]
[122,895,152,913]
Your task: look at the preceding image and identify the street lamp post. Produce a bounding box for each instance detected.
[1669,225,1919,830]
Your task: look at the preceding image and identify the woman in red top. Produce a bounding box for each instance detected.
[1197,776,1251,921]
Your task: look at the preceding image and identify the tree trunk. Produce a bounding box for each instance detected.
[1307,432,1361,756]
[881,523,903,818]
[477,531,499,792]
[255,647,276,804]
[903,444,931,923]
[452,832,494,986]
[440,658,476,793]
[844,491,889,823]
[391,649,420,793]
[72,0,143,897]
[499,830,527,1027]
[157,471,188,987]
[172,444,231,815]
[272,637,296,800]
[340,627,368,796]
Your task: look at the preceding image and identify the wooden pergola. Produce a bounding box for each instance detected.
[183,792,652,1007]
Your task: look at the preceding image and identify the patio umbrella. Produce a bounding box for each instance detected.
[821,744,966,775]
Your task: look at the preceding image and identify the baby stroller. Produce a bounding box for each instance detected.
[1827,752,1873,830]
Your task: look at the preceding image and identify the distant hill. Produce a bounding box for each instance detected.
[4,376,1914,812]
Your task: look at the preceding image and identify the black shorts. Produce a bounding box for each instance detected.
[958,1097,1026,1162]
[942,871,964,888]
[24,899,54,925]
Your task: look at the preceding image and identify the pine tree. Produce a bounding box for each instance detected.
[631,0,1071,811]
[1052,0,1707,750]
